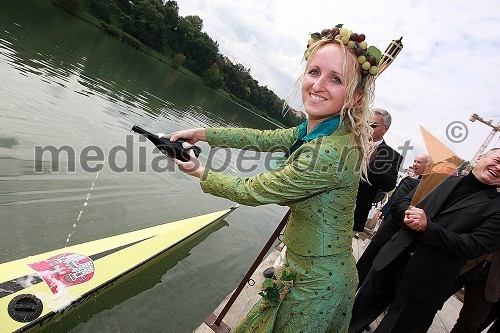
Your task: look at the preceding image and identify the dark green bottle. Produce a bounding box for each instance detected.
[132,125,201,162]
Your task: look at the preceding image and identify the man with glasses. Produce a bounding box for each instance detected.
[353,108,403,233]
[349,148,500,333]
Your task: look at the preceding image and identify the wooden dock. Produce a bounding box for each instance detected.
[194,234,467,333]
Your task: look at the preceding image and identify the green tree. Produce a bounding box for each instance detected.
[88,0,119,23]
[60,0,83,14]
[173,15,218,75]
[221,62,250,99]
[203,63,224,89]
[162,1,180,54]
[130,0,166,51]
[180,15,203,33]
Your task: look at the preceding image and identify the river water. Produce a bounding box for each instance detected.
[0,1,287,331]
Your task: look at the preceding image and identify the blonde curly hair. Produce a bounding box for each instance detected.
[285,38,375,180]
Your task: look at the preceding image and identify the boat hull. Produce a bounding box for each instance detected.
[0,208,234,332]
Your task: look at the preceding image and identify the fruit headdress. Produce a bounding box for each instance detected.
[305,24,403,87]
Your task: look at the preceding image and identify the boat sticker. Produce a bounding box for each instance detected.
[0,237,153,300]
[27,253,94,294]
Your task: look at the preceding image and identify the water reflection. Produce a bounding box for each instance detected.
[1,2,204,127]
[38,217,229,333]
[0,1,285,332]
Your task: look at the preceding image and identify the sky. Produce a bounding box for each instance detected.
[176,0,500,168]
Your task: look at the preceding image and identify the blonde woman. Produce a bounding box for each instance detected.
[171,25,378,333]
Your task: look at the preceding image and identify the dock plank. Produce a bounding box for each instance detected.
[195,249,280,332]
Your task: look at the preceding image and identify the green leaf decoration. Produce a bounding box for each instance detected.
[280,269,297,281]
[258,269,296,307]
[267,289,280,301]
[367,46,382,63]
[262,278,274,289]
[311,32,321,41]
[335,24,343,28]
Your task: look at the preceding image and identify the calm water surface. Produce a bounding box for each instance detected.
[0,1,287,331]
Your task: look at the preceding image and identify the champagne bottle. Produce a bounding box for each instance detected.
[132,125,201,162]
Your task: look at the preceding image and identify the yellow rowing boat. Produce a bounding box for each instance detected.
[0,208,235,332]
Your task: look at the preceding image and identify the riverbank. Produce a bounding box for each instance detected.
[45,0,293,129]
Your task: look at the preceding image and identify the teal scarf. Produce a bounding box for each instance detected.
[286,115,341,157]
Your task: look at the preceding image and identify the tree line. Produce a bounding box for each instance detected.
[54,0,303,127]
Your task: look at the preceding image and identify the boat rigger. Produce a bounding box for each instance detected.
[0,207,236,332]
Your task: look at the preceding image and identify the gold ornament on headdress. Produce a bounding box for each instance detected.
[377,37,403,76]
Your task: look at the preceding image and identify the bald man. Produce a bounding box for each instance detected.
[349,148,500,333]
[356,154,437,288]
[410,154,431,178]
[378,154,430,220]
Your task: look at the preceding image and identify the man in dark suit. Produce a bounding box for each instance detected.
[448,246,500,332]
[478,302,499,332]
[349,148,500,333]
[353,108,403,232]
[356,174,420,287]
[356,159,456,288]
[378,154,430,219]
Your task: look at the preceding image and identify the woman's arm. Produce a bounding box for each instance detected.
[198,139,360,207]
[204,127,297,152]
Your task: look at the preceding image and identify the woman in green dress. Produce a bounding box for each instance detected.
[171,25,378,333]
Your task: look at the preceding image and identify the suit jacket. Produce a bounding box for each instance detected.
[410,172,453,206]
[385,176,421,217]
[371,176,421,247]
[372,175,500,310]
[460,247,500,302]
[353,140,403,231]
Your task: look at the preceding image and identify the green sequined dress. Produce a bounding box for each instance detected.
[200,126,361,333]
